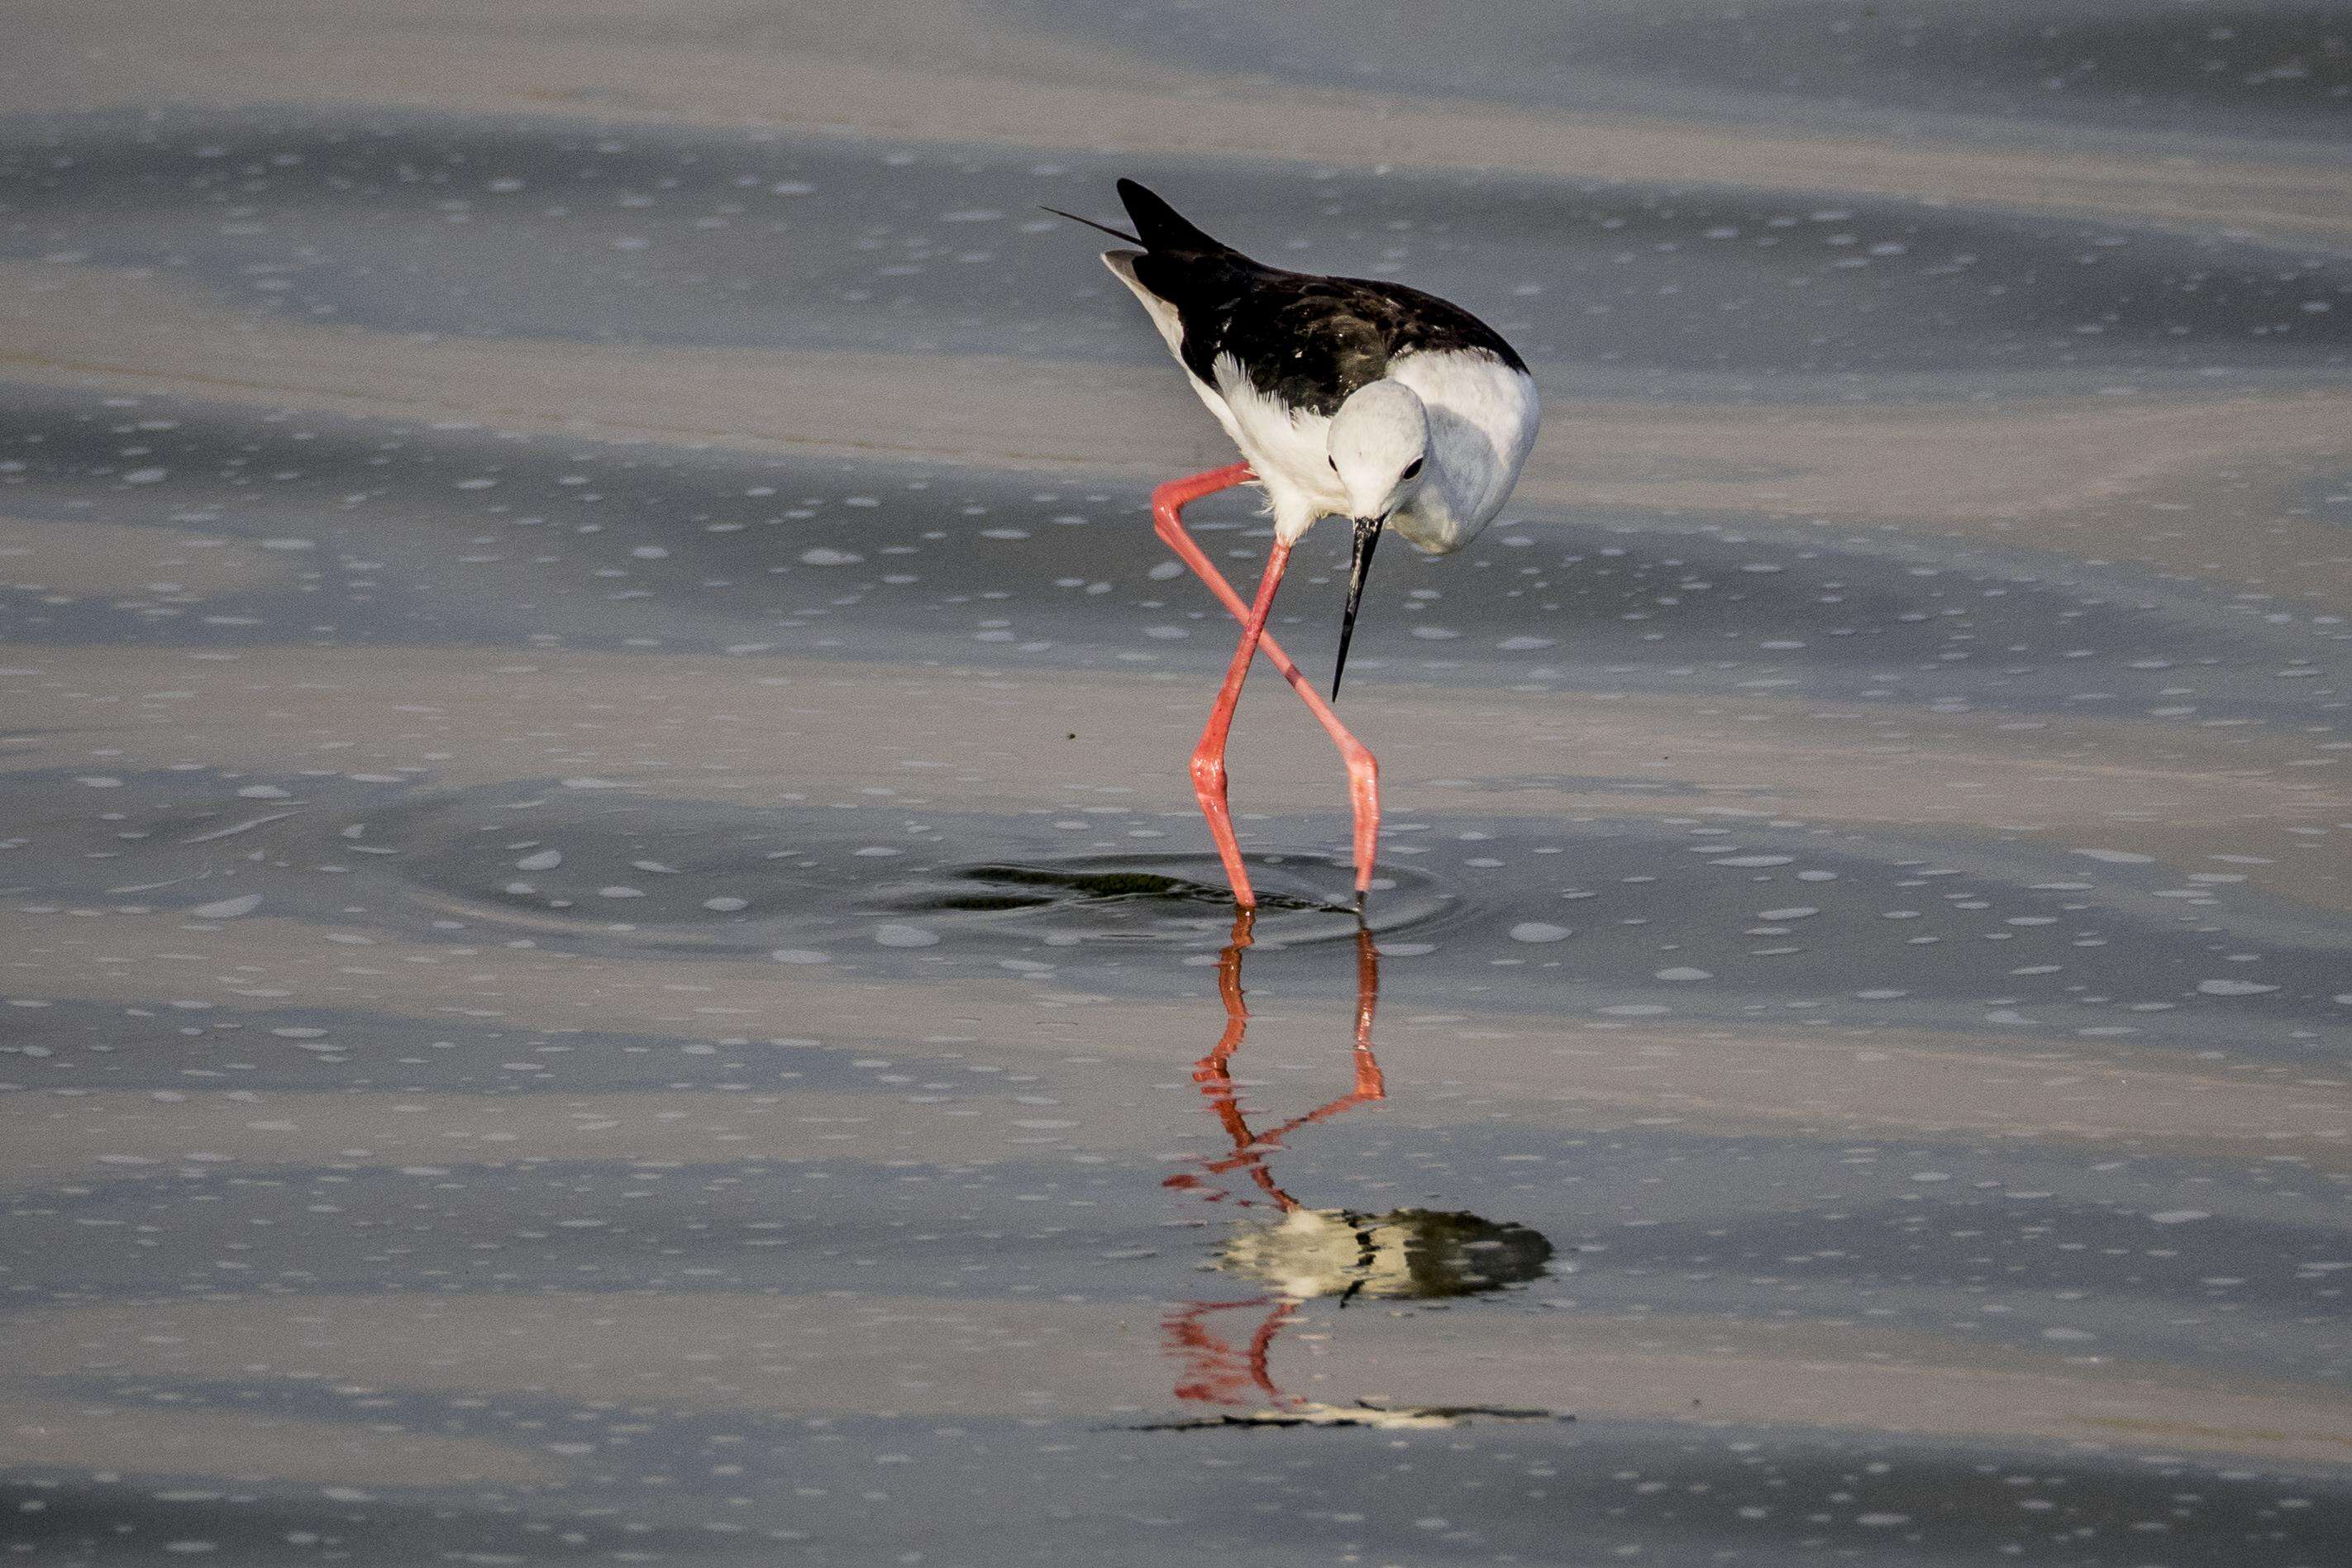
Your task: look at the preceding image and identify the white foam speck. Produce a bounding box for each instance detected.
[875,924,940,948]
[189,893,263,918]
[2149,1210,2211,1224]
[2196,979,2276,996]
[515,849,562,870]
[1508,922,1572,943]
[2072,848,2154,864]
[800,546,864,566]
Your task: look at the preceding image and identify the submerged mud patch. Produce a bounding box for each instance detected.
[880,854,1452,947]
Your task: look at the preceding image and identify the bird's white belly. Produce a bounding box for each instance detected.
[1204,356,1349,541]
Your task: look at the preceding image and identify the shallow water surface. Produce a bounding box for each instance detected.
[2,2,2350,1565]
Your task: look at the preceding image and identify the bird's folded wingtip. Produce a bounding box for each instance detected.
[1114,179,1224,254]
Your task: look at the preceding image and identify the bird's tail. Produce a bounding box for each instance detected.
[1116,178,1227,254]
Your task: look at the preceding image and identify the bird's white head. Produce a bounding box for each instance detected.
[1324,380,1429,702]
[1325,379,1430,520]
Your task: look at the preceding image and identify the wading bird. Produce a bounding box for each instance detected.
[1052,179,1539,910]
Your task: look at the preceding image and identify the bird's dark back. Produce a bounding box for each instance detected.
[1117,179,1526,417]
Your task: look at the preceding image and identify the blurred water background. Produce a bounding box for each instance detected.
[2,3,2349,1563]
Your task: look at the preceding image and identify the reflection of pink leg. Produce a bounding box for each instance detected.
[1245,1299,1300,1405]
[1165,913,1385,1214]
[1350,927,1386,1099]
[1153,468,1384,902]
[1165,1298,1298,1408]
[1199,909,1254,1079]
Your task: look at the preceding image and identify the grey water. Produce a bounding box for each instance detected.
[2,3,2350,1566]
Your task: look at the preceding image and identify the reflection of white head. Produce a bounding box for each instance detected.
[1215,1207,1555,1302]
[1219,1208,1408,1302]
[1325,381,1430,522]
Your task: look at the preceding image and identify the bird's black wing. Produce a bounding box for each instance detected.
[1222,273,1527,416]
[1114,182,1525,417]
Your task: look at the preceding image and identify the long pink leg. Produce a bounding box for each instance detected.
[1190,541,1293,908]
[1153,467,1383,903]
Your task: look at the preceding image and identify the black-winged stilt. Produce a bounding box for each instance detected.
[1052,179,1539,911]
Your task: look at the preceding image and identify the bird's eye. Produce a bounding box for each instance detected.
[1328,455,1339,471]
[1402,457,1424,478]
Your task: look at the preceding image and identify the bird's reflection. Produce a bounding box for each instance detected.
[1149,913,1556,1430]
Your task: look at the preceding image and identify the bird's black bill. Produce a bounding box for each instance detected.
[1331,514,1386,700]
